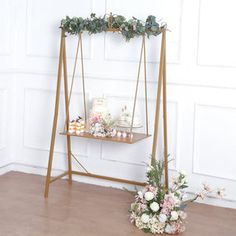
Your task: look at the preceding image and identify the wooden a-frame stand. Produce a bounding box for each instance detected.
[44,28,168,198]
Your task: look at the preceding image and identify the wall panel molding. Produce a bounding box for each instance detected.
[197,0,236,68]
[104,0,184,64]
[23,88,89,158]
[100,94,178,170]
[192,103,236,181]
[0,0,11,56]
[0,89,7,150]
[25,0,93,59]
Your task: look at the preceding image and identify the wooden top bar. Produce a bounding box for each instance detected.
[62,27,166,35]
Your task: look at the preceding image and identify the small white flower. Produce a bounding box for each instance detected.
[135,217,145,229]
[137,191,143,199]
[150,202,159,212]
[141,213,149,223]
[180,178,186,185]
[182,193,188,201]
[170,211,178,221]
[144,191,154,201]
[198,190,206,200]
[217,187,226,198]
[178,211,187,220]
[159,214,167,223]
[202,182,211,192]
[169,193,180,206]
[149,216,165,234]
[165,224,173,234]
[179,170,187,176]
[146,165,153,172]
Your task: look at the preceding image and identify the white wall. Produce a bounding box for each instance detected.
[0,0,236,208]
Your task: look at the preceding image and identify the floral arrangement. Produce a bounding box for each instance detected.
[89,113,116,137]
[61,13,166,41]
[130,160,225,234]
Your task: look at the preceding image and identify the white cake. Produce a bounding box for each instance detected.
[117,105,142,128]
[91,97,109,117]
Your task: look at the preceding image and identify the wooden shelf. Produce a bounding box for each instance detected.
[60,131,151,144]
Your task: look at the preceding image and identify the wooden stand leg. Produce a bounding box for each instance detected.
[44,31,65,198]
[151,31,165,167]
[63,34,72,184]
[162,31,169,191]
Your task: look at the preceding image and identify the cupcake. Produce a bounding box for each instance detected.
[68,120,76,134]
[75,117,85,135]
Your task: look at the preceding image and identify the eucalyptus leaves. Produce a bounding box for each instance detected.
[61,13,166,41]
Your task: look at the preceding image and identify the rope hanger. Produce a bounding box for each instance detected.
[66,33,149,137]
[65,32,150,174]
[130,34,149,136]
[66,33,89,174]
[67,33,87,122]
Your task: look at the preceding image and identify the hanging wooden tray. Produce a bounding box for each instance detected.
[60,131,151,144]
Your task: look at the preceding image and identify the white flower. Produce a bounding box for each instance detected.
[198,190,207,200]
[148,217,165,234]
[146,165,153,172]
[150,202,159,212]
[137,191,143,199]
[144,191,154,201]
[159,214,167,223]
[165,224,174,234]
[130,212,137,223]
[141,213,149,223]
[178,211,187,220]
[217,187,226,198]
[170,211,179,221]
[135,217,145,229]
[180,178,186,185]
[169,193,180,206]
[202,182,211,192]
[182,193,188,201]
[179,170,187,176]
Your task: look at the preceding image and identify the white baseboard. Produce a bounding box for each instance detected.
[1,162,236,209]
[0,163,13,175]
[11,162,136,190]
[186,191,236,209]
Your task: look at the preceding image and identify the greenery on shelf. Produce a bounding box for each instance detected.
[61,13,166,41]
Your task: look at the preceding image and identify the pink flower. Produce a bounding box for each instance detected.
[89,113,104,124]
[166,221,185,234]
[144,185,158,195]
[140,203,147,211]
[160,194,176,215]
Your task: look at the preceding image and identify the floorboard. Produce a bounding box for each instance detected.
[0,172,236,236]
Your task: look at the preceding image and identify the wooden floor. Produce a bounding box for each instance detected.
[0,172,236,236]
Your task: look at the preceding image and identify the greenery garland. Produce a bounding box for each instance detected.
[61,13,166,41]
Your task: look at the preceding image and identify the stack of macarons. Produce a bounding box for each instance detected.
[68,116,85,135]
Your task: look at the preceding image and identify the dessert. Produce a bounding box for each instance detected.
[117,105,142,128]
[68,116,85,135]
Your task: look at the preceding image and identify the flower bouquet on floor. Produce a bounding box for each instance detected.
[130,160,225,235]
